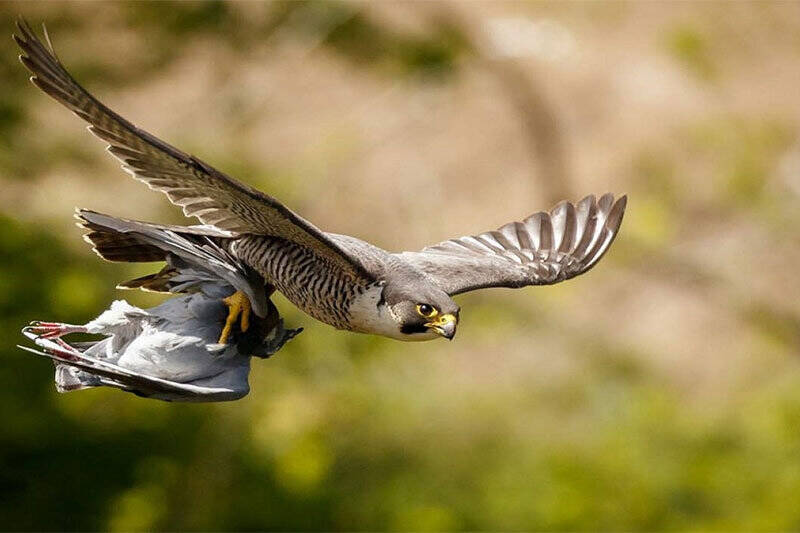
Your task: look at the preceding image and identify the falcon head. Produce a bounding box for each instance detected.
[382,281,459,340]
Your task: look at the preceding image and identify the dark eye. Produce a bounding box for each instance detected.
[416,303,437,318]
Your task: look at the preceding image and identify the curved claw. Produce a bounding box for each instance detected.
[218,291,252,344]
[25,321,86,339]
[21,331,84,361]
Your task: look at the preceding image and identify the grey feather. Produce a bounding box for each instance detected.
[395,194,627,295]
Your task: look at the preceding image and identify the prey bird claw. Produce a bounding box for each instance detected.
[26,321,87,339]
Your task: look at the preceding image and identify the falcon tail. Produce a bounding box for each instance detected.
[74,209,271,317]
[76,209,236,264]
[76,209,231,292]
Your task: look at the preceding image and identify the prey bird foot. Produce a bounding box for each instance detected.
[218,290,252,344]
[36,336,83,362]
[26,321,87,339]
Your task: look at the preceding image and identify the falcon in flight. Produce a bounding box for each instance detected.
[14,21,626,344]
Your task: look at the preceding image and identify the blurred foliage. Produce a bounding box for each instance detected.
[268,2,468,79]
[665,25,716,81]
[1,1,800,531]
[685,115,792,207]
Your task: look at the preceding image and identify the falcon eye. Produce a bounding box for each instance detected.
[416,304,437,318]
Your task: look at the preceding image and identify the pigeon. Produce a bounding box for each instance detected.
[19,255,302,402]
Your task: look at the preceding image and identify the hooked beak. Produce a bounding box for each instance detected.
[426,313,457,340]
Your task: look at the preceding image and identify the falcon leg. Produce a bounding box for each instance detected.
[25,321,88,339]
[218,290,251,344]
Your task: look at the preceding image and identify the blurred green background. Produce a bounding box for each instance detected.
[1,1,800,530]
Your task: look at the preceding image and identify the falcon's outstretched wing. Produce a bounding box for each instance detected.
[13,20,373,280]
[396,194,626,296]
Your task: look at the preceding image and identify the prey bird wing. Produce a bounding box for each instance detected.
[18,336,245,402]
[14,20,374,281]
[396,194,626,296]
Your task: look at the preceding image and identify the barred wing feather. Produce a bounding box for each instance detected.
[14,20,373,281]
[396,194,626,296]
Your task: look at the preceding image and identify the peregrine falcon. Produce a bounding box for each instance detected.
[14,21,626,344]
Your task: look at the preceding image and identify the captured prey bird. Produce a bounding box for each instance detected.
[14,21,626,345]
[20,241,302,402]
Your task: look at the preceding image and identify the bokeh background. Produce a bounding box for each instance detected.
[1,1,799,530]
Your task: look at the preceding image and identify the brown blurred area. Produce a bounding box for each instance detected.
[1,1,799,531]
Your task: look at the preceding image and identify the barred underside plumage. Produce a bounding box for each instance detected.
[235,236,374,329]
[78,207,381,329]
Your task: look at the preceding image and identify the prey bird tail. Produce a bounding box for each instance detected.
[54,361,102,392]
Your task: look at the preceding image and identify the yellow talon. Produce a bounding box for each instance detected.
[218,290,252,344]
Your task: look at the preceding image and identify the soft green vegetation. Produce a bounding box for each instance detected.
[685,115,793,207]
[665,25,716,81]
[1,2,800,531]
[268,2,468,79]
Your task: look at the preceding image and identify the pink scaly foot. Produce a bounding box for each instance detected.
[38,336,84,362]
[26,321,87,339]
[54,338,74,352]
